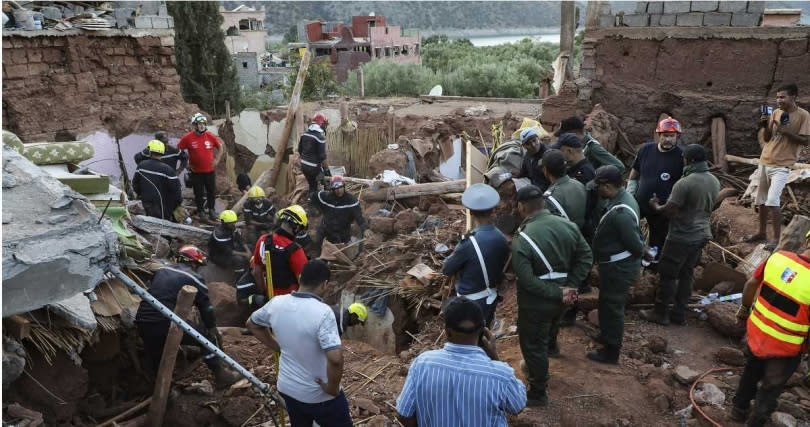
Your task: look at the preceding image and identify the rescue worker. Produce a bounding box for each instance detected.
[134,245,240,387]
[627,117,684,265]
[586,166,645,364]
[243,186,276,247]
[298,113,330,199]
[178,113,225,220]
[208,210,251,277]
[332,302,368,336]
[311,176,366,256]
[512,185,592,406]
[518,128,550,191]
[730,229,810,427]
[555,116,625,173]
[442,184,510,327]
[134,130,188,174]
[132,140,182,221]
[640,145,735,325]
[542,149,589,327]
[542,149,587,230]
[552,133,596,185]
[244,205,309,304]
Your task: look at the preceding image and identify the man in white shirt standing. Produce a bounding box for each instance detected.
[246,259,352,427]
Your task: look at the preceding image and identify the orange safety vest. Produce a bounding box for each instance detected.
[747,251,810,358]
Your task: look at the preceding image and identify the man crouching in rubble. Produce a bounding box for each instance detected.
[311,175,366,256]
[442,183,509,327]
[512,185,592,406]
[731,229,810,427]
[134,245,240,388]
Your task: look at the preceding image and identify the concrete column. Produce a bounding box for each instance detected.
[560,1,576,55]
[585,0,602,30]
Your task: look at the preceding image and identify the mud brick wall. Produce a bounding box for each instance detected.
[2,31,196,142]
[579,26,810,157]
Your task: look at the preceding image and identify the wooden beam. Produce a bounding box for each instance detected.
[465,140,488,230]
[96,398,151,427]
[711,117,728,173]
[231,51,312,214]
[360,180,466,202]
[147,286,198,427]
[725,154,810,170]
[131,215,210,247]
[4,315,31,340]
[419,95,542,105]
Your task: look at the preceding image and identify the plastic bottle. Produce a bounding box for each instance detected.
[33,15,42,30]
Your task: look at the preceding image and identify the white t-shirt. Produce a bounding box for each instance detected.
[250,292,342,403]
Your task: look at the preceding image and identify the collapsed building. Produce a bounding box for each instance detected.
[2,1,810,426]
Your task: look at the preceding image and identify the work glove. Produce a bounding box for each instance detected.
[735,304,751,325]
[626,179,639,196]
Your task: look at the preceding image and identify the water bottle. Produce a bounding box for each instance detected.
[642,246,658,267]
[185,217,193,225]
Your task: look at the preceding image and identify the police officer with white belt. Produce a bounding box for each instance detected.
[442,184,510,327]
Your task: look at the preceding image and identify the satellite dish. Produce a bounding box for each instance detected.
[428,85,443,96]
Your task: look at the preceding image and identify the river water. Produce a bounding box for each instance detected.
[467,33,559,46]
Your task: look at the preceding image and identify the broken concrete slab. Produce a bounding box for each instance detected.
[47,293,97,332]
[131,215,211,248]
[2,146,118,317]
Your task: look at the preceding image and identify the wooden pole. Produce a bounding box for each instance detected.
[360,180,466,202]
[388,106,395,143]
[585,0,602,30]
[96,398,151,427]
[559,1,576,79]
[358,67,365,98]
[231,51,311,214]
[711,117,728,172]
[147,285,198,427]
[725,154,810,170]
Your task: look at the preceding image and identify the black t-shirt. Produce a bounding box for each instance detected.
[631,142,683,217]
[520,149,550,191]
[567,158,596,185]
[135,264,211,327]
[207,225,245,264]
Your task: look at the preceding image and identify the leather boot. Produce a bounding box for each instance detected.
[526,388,548,407]
[212,365,241,389]
[208,208,217,220]
[559,308,577,327]
[639,307,670,326]
[587,345,620,364]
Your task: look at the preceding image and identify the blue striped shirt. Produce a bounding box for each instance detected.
[396,343,526,426]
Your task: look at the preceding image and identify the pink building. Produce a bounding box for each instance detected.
[291,15,421,82]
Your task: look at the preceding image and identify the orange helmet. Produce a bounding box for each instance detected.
[330,175,345,189]
[655,117,682,134]
[176,245,207,265]
[312,113,328,127]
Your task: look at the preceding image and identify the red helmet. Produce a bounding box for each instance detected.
[312,113,328,127]
[655,117,682,134]
[330,175,345,189]
[177,245,207,265]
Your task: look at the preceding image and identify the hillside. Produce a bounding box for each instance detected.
[223,1,563,34]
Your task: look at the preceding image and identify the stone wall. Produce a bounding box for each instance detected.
[578,26,810,156]
[2,30,196,142]
[600,1,764,28]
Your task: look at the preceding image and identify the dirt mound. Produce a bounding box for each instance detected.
[585,103,620,153]
[208,281,248,327]
[369,148,408,177]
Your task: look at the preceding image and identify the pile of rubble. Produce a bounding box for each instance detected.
[3,1,173,32]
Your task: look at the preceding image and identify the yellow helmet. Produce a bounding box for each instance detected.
[278,204,308,227]
[248,186,265,198]
[219,210,238,223]
[147,140,165,154]
[348,302,368,323]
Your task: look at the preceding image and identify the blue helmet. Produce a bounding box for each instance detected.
[520,128,539,143]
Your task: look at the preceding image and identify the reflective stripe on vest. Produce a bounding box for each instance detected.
[746,251,810,358]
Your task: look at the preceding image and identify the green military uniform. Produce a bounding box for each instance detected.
[591,189,645,347]
[544,175,587,230]
[513,210,592,398]
[584,134,625,174]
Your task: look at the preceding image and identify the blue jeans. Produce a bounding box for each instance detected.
[280,390,353,427]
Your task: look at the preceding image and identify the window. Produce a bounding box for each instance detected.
[384,47,391,57]
[243,62,249,68]
[375,47,382,58]
[239,19,250,30]
[402,45,409,55]
[226,26,239,36]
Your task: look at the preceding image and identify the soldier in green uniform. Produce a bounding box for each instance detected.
[512,185,593,406]
[586,166,646,364]
[542,149,587,230]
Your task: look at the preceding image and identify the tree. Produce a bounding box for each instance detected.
[168,1,242,117]
[284,53,341,100]
[282,24,298,44]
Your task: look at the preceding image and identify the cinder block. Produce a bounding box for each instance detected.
[718,1,747,12]
[40,6,62,20]
[664,1,691,13]
[160,36,175,47]
[166,16,174,28]
[599,15,615,27]
[150,16,169,29]
[623,14,651,26]
[648,14,662,25]
[703,12,731,25]
[659,13,677,25]
[132,16,152,29]
[636,2,649,13]
[647,2,664,14]
[691,1,718,12]
[113,7,135,20]
[747,1,765,13]
[676,12,704,26]
[599,3,612,15]
[138,1,159,15]
[731,12,761,26]
[158,4,168,16]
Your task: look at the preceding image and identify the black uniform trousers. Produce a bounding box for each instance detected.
[732,347,802,427]
[190,171,217,211]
